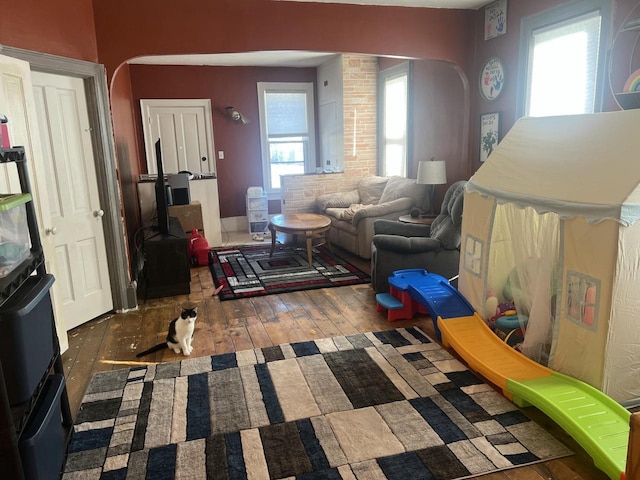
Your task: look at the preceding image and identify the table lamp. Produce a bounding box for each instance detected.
[417,158,447,216]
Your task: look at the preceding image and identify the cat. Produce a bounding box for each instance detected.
[136,306,197,357]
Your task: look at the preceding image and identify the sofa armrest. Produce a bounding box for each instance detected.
[372,234,442,254]
[351,197,413,224]
[373,218,431,237]
[316,189,361,212]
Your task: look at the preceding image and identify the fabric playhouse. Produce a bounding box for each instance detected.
[458,109,640,407]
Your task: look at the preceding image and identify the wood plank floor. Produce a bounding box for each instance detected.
[62,245,611,480]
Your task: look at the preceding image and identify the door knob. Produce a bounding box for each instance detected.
[94,209,105,217]
[45,227,57,236]
[201,156,207,162]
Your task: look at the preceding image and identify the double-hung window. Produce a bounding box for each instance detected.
[518,0,610,118]
[379,63,410,177]
[257,82,316,196]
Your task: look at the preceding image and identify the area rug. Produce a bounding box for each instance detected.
[63,328,573,480]
[209,244,370,301]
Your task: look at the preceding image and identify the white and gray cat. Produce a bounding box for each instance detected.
[136,306,197,357]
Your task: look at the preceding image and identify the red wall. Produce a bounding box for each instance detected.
[92,0,474,78]
[129,64,317,218]
[411,60,470,207]
[93,0,474,239]
[110,64,142,257]
[0,0,98,61]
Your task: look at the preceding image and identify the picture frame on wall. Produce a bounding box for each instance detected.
[485,0,507,40]
[480,112,500,163]
[479,57,505,101]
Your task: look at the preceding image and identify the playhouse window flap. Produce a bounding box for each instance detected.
[466,181,640,226]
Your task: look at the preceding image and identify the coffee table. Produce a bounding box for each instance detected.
[268,213,332,268]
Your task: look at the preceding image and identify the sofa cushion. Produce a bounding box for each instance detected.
[316,189,361,212]
[325,210,358,235]
[378,176,426,205]
[358,176,388,205]
[338,203,367,221]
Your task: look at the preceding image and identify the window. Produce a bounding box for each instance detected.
[566,271,599,330]
[518,0,611,118]
[379,63,410,177]
[257,82,316,196]
[464,235,483,277]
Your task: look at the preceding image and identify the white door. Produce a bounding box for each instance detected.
[140,99,216,175]
[32,72,113,330]
[0,55,68,351]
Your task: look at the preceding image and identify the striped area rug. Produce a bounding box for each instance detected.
[209,244,370,301]
[62,328,572,479]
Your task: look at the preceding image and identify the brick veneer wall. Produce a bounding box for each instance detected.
[282,54,378,213]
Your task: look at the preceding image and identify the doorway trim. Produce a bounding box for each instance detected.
[0,45,136,311]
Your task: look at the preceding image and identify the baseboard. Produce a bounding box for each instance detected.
[220,215,276,235]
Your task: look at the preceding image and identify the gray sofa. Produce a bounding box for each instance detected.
[370,180,466,292]
[315,176,429,259]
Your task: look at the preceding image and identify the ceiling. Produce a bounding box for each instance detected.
[128,51,343,68]
[129,0,489,68]
[276,0,490,8]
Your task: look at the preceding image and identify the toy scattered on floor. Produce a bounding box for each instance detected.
[188,229,214,266]
[486,301,528,347]
[374,269,474,340]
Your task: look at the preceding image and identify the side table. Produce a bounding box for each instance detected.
[398,214,436,225]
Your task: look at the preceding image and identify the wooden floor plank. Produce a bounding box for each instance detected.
[59,247,616,480]
[228,324,255,352]
[245,314,274,349]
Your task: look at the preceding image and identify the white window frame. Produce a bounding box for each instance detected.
[257,82,316,198]
[516,0,611,118]
[378,62,411,177]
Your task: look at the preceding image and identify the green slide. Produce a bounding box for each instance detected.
[508,372,630,480]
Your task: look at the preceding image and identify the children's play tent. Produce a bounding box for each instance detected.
[459,109,640,406]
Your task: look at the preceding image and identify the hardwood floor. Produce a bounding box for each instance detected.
[62,242,611,480]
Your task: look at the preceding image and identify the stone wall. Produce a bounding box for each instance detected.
[282,53,378,213]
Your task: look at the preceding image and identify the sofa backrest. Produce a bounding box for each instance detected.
[378,176,427,205]
[358,176,389,204]
[429,180,467,250]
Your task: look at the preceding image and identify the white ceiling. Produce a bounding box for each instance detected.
[276,0,489,8]
[128,51,343,68]
[129,0,488,68]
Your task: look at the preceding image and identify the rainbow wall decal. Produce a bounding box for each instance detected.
[623,68,640,92]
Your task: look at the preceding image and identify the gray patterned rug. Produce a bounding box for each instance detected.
[62,328,572,479]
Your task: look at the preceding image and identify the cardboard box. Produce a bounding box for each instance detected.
[168,201,204,236]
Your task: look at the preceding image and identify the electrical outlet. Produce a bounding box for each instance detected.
[218,151,224,159]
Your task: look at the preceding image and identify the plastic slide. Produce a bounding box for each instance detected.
[437,313,630,480]
[389,270,631,480]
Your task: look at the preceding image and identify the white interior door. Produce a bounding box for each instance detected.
[32,71,113,330]
[140,99,216,175]
[0,55,68,351]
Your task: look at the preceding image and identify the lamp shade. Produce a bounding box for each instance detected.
[416,160,447,185]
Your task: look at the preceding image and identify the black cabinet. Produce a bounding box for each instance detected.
[0,147,72,480]
[141,217,191,299]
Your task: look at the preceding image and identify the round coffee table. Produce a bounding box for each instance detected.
[268,213,332,268]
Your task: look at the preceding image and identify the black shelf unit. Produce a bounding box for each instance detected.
[140,217,191,299]
[0,147,72,479]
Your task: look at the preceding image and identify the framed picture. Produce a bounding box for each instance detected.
[479,57,505,101]
[480,112,500,163]
[485,0,507,40]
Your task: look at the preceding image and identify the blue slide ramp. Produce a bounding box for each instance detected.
[388,269,474,339]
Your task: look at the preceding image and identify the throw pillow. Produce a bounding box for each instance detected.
[378,176,426,205]
[358,176,388,205]
[338,203,367,221]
